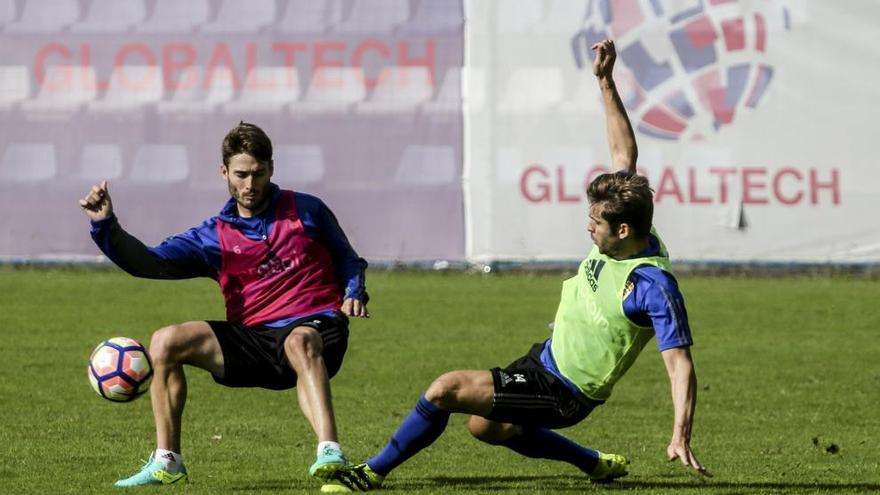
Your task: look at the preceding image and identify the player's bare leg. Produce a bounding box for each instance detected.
[424,370,495,414]
[149,321,224,451]
[283,327,346,480]
[116,321,223,487]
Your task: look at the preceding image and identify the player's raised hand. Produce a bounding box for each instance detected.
[341,297,370,318]
[591,39,617,79]
[667,438,712,477]
[79,180,114,221]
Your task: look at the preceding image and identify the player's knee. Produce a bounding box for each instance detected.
[467,416,512,445]
[283,328,322,362]
[149,325,185,365]
[424,372,461,408]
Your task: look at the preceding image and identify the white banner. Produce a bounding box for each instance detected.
[465,0,879,263]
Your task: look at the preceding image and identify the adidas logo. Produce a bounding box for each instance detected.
[498,371,513,386]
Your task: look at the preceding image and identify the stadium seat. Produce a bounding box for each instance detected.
[0,66,30,111]
[356,66,433,115]
[0,0,17,27]
[71,0,145,34]
[335,0,409,34]
[77,144,123,181]
[279,0,343,34]
[497,67,564,114]
[88,66,163,113]
[0,144,56,182]
[289,67,366,115]
[496,0,544,34]
[137,0,209,33]
[158,66,235,116]
[21,65,97,116]
[223,67,300,115]
[393,145,457,186]
[201,0,276,34]
[5,0,78,33]
[130,145,189,183]
[272,145,325,186]
[422,67,485,115]
[401,0,463,34]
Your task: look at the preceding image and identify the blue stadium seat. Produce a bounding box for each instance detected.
[130,145,189,183]
[137,0,209,33]
[201,0,276,34]
[5,0,78,33]
[0,66,30,111]
[77,144,124,181]
[357,66,434,115]
[0,144,56,182]
[393,145,456,186]
[401,0,463,34]
[335,0,409,34]
[280,0,343,34]
[71,0,145,34]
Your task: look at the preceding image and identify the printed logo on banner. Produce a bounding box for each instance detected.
[572,0,792,141]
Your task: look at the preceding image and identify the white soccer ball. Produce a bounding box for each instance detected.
[88,337,153,402]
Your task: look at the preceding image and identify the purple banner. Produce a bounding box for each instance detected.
[0,0,465,262]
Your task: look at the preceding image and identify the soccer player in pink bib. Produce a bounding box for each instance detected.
[79,122,369,488]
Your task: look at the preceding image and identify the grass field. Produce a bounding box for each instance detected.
[1,266,878,494]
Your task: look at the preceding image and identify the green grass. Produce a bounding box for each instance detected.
[0,267,878,494]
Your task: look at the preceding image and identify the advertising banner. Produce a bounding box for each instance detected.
[465,0,877,263]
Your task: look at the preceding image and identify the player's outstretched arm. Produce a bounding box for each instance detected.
[79,180,114,222]
[592,39,637,175]
[80,180,212,279]
[660,346,711,476]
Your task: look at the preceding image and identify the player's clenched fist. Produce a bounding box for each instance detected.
[79,180,114,221]
[591,39,617,79]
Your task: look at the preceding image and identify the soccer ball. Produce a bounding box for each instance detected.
[88,337,153,402]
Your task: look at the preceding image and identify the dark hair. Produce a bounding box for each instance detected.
[587,173,654,238]
[221,121,273,166]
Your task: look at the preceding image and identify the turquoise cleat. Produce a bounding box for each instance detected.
[309,445,349,481]
[114,454,188,487]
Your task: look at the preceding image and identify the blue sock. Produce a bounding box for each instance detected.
[367,395,450,476]
[502,428,600,474]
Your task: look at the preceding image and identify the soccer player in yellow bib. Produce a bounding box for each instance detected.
[324,39,708,493]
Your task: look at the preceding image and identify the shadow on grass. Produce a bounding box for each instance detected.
[228,479,316,491]
[409,476,880,493]
[227,476,880,493]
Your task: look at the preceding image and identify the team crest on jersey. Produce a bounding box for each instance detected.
[622,280,635,300]
[585,259,606,292]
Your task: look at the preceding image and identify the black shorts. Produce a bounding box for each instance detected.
[208,312,349,390]
[486,342,604,429]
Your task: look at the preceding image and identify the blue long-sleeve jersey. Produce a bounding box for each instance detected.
[90,184,368,327]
